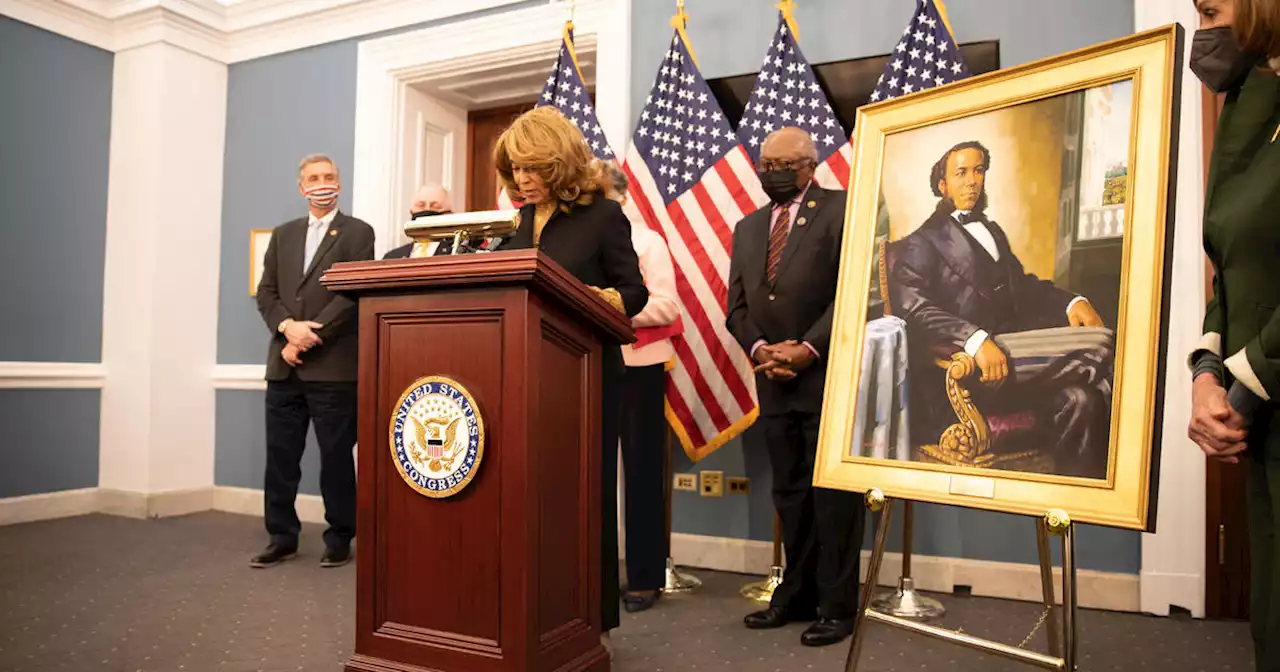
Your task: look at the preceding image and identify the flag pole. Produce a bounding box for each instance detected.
[740,0,802,606]
[662,423,702,593]
[657,0,703,596]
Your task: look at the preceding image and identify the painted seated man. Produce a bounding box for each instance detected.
[888,140,1115,478]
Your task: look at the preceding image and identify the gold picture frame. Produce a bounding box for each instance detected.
[813,26,1182,531]
[249,228,274,296]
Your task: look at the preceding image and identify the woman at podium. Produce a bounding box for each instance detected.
[493,106,649,637]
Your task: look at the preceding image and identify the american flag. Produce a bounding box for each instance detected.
[497,22,613,209]
[869,0,970,103]
[738,11,852,189]
[621,30,767,461]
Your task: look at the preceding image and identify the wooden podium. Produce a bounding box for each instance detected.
[322,250,631,672]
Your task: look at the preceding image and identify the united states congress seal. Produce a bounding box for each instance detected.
[389,376,485,499]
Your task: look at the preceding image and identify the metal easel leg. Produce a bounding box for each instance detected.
[845,490,893,672]
[1035,519,1061,657]
[872,500,945,620]
[1061,520,1078,672]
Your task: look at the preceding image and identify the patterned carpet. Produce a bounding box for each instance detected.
[0,512,1254,671]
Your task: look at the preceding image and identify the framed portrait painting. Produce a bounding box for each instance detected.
[814,26,1183,531]
[249,229,274,296]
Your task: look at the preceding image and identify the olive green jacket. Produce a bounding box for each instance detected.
[1197,69,1280,405]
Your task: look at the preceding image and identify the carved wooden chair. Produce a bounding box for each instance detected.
[877,240,1044,470]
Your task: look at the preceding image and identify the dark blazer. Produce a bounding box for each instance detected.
[256,211,376,382]
[382,239,456,259]
[889,207,1075,358]
[726,185,847,415]
[503,196,648,321]
[1203,70,1280,404]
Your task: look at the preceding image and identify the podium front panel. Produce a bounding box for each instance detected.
[349,283,609,672]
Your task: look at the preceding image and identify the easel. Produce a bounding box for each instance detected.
[846,490,1076,671]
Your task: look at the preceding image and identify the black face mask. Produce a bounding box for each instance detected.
[759,170,801,204]
[410,209,450,220]
[1190,27,1259,93]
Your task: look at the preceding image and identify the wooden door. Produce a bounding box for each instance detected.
[1202,86,1251,620]
[467,102,535,211]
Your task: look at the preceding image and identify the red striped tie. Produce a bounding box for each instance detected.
[766,205,791,284]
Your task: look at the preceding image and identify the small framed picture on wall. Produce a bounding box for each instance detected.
[249,229,273,296]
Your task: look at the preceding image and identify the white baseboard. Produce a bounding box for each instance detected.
[670,533,1141,613]
[96,487,217,519]
[212,485,327,524]
[0,488,101,525]
[1140,570,1205,617]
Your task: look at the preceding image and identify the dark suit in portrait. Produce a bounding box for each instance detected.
[890,203,1114,477]
[726,185,865,625]
[503,195,647,632]
[256,211,375,556]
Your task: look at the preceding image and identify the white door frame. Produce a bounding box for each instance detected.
[1135,0,1208,618]
[352,0,632,257]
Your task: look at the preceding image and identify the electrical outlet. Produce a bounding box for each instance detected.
[673,473,697,491]
[727,477,750,494]
[699,470,724,497]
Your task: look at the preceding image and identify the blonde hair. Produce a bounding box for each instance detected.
[493,106,609,210]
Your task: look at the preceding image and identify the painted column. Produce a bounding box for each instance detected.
[99,42,227,512]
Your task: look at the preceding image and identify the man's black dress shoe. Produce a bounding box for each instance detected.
[249,543,297,568]
[800,617,854,647]
[622,591,660,613]
[321,545,352,568]
[743,605,814,629]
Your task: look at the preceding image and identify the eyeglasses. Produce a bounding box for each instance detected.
[757,158,814,172]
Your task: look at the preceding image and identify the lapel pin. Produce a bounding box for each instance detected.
[329,230,338,236]
[797,216,808,226]
[807,200,816,208]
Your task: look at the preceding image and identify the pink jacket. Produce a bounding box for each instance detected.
[622,225,681,368]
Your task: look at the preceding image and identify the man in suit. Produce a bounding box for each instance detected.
[727,127,864,647]
[384,183,460,259]
[252,153,375,568]
[889,140,1114,477]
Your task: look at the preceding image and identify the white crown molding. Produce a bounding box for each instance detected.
[213,364,267,390]
[0,362,106,389]
[0,0,534,63]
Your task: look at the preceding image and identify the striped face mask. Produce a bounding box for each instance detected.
[303,184,340,209]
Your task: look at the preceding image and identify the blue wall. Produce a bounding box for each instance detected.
[0,17,112,498]
[0,16,112,362]
[640,0,1140,574]
[217,39,361,366]
[0,390,101,498]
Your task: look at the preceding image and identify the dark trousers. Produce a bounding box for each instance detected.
[264,376,357,551]
[762,410,865,619]
[620,364,669,592]
[1247,413,1280,672]
[601,357,623,632]
[983,329,1115,478]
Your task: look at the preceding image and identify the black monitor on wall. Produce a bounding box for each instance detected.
[706,40,1001,136]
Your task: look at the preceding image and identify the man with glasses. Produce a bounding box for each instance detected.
[726,127,864,647]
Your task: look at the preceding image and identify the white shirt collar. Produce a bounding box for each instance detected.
[952,209,971,223]
[309,208,339,228]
